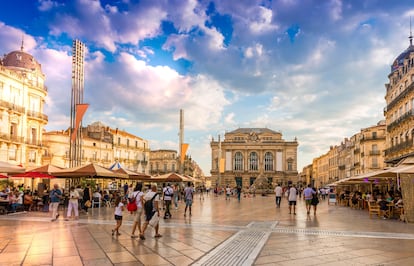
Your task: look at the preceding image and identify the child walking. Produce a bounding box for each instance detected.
[112,196,124,236]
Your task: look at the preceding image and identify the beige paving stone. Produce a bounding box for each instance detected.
[53,255,83,265]
[106,251,137,264]
[135,253,170,265]
[53,246,79,257]
[3,244,30,253]
[79,248,107,260]
[22,253,53,265]
[83,258,114,266]
[0,251,26,264]
[254,254,290,264]
[152,247,182,257]
[167,255,194,265]
[26,246,51,255]
[179,248,204,260]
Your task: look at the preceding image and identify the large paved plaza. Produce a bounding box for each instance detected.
[0,193,413,266]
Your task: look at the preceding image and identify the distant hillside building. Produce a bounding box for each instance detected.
[0,44,48,167]
[210,128,298,188]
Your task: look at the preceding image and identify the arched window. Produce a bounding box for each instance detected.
[234,152,243,171]
[264,152,273,171]
[249,152,258,171]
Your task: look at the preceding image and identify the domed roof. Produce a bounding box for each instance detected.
[391,41,414,72]
[2,49,42,72]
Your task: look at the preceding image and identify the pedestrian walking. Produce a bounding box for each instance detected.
[65,186,79,220]
[141,183,162,240]
[274,184,282,208]
[163,183,173,219]
[199,187,205,200]
[173,184,179,210]
[303,184,316,215]
[112,195,124,236]
[288,184,298,215]
[225,185,231,200]
[83,184,92,214]
[311,188,319,215]
[130,183,144,239]
[236,185,242,202]
[184,182,194,217]
[50,184,62,222]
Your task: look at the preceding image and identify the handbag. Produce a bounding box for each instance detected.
[127,193,138,212]
[149,212,159,227]
[84,200,91,208]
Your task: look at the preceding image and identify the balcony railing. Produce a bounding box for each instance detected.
[360,135,386,141]
[0,100,25,113]
[387,82,414,111]
[387,109,414,132]
[0,133,24,143]
[25,139,42,146]
[27,110,48,121]
[369,150,381,156]
[384,139,414,156]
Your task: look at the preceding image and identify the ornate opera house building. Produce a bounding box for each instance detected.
[210,128,298,188]
[0,44,48,167]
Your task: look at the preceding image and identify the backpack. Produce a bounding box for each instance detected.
[126,193,138,212]
[164,187,173,197]
[144,193,158,216]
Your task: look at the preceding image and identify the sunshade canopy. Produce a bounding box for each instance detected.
[12,171,56,179]
[113,168,152,181]
[27,164,63,174]
[52,163,127,178]
[151,173,192,183]
[0,161,25,174]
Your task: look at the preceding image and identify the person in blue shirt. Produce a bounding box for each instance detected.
[50,184,62,221]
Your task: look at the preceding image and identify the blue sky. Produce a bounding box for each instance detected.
[1,0,413,175]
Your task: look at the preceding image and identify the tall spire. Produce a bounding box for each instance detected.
[20,34,24,51]
[410,16,413,46]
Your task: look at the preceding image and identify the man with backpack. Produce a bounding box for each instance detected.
[140,184,162,240]
[163,183,173,219]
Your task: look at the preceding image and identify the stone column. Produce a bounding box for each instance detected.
[400,173,414,223]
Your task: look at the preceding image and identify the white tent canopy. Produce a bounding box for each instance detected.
[0,161,25,174]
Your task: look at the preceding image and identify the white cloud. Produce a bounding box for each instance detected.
[249,6,278,34]
[329,0,343,21]
[37,0,60,12]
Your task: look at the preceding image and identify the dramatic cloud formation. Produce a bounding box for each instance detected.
[1,0,414,174]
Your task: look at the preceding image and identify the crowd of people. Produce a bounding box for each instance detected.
[338,188,405,220]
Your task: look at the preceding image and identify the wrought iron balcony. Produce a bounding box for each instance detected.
[386,82,414,111]
[27,110,48,121]
[384,139,414,156]
[387,109,414,132]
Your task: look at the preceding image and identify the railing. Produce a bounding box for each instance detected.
[25,139,42,146]
[360,135,386,142]
[0,100,25,113]
[27,110,48,121]
[0,133,24,143]
[384,139,414,155]
[386,82,414,111]
[369,150,381,156]
[387,109,414,132]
